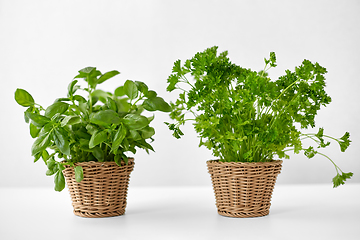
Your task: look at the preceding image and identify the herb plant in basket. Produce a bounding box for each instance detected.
[15,67,171,218]
[166,46,352,218]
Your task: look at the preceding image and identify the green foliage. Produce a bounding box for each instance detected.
[15,67,171,191]
[74,166,84,183]
[166,46,352,187]
[15,89,35,107]
[332,172,353,188]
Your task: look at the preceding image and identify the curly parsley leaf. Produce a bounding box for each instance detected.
[333,172,353,188]
[339,132,351,152]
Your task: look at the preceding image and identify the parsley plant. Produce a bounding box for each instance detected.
[166,46,352,187]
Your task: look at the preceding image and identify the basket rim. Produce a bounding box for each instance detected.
[63,158,135,168]
[207,159,283,166]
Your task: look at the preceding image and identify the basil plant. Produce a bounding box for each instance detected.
[15,67,171,191]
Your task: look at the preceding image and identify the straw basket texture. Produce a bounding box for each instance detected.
[207,160,282,218]
[63,159,134,218]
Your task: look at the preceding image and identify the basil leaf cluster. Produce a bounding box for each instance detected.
[166,46,352,187]
[15,67,171,191]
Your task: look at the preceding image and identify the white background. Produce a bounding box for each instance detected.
[1,0,359,189]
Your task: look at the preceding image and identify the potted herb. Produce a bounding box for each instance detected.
[166,46,352,218]
[15,67,171,217]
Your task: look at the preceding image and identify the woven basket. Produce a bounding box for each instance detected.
[63,159,134,218]
[207,160,282,218]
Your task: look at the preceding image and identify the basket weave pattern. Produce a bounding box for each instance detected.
[207,160,282,218]
[63,159,134,218]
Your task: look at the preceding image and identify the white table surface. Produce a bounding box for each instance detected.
[0,184,359,240]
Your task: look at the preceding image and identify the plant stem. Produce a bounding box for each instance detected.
[87,82,93,114]
[317,152,342,174]
[35,103,45,111]
[305,133,340,143]
[264,81,297,117]
[176,86,189,93]
[260,62,269,78]
[300,134,321,144]
[132,93,144,106]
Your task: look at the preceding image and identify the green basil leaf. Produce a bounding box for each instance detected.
[129,147,136,154]
[130,106,143,117]
[57,162,65,171]
[25,112,50,128]
[30,122,41,138]
[42,150,49,163]
[114,86,125,97]
[79,138,90,150]
[54,170,65,192]
[135,81,149,95]
[74,126,91,140]
[136,140,155,152]
[123,114,149,130]
[31,131,52,156]
[85,124,99,135]
[39,123,53,135]
[45,102,69,118]
[123,154,129,165]
[61,116,81,127]
[148,115,155,123]
[91,96,99,106]
[92,146,104,162]
[15,88,35,107]
[47,158,56,171]
[129,130,141,141]
[140,126,155,139]
[89,130,107,148]
[88,70,102,87]
[34,152,42,163]
[76,67,96,77]
[143,97,172,112]
[78,101,88,115]
[122,138,129,151]
[68,116,81,126]
[74,166,84,182]
[46,169,55,176]
[145,90,157,98]
[124,80,138,99]
[114,154,122,167]
[76,67,101,87]
[97,70,120,84]
[67,80,78,97]
[53,128,70,155]
[116,98,131,113]
[54,98,71,103]
[112,124,127,154]
[91,90,112,103]
[73,95,87,103]
[106,97,117,112]
[24,108,32,123]
[51,113,61,122]
[90,109,121,126]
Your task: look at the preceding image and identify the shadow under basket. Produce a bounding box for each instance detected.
[63,159,134,218]
[207,160,283,218]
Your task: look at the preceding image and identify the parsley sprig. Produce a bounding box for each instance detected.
[166,46,352,187]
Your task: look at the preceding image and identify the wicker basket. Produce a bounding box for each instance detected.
[63,159,134,218]
[207,160,282,218]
